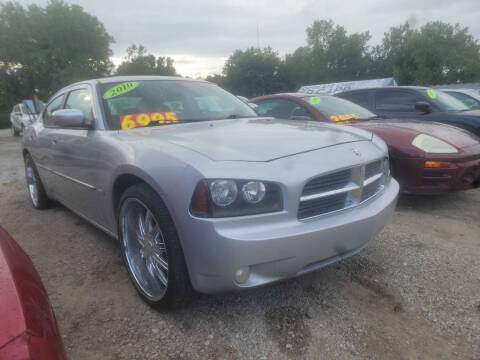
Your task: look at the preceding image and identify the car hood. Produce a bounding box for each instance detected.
[352,119,479,149]
[119,118,373,162]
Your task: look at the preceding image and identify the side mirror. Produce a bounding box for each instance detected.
[414,101,432,114]
[52,109,86,128]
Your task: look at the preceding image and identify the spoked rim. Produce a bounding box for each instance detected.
[26,164,39,207]
[121,198,169,301]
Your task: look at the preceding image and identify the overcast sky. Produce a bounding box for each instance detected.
[16,0,480,77]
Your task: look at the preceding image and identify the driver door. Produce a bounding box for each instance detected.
[47,86,107,224]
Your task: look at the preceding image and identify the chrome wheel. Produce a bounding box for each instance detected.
[121,198,169,301]
[26,165,39,207]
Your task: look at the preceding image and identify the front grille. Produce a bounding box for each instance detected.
[302,169,351,196]
[365,160,382,179]
[361,178,382,201]
[298,159,387,220]
[298,193,348,220]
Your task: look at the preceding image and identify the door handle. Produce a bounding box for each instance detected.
[51,137,58,146]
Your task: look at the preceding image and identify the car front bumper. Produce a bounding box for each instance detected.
[183,178,399,294]
[393,149,480,194]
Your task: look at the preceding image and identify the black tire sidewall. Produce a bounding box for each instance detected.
[24,154,49,209]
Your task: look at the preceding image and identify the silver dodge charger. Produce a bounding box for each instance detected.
[22,76,399,309]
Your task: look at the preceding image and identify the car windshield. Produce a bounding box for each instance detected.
[303,95,377,123]
[99,79,257,130]
[463,90,480,101]
[422,89,469,112]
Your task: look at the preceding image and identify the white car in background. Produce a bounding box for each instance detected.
[10,100,44,136]
[441,89,480,109]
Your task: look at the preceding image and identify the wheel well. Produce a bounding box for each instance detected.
[112,174,148,214]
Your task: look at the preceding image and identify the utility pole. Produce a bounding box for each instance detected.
[256,22,260,49]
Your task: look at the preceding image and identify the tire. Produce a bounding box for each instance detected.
[24,154,50,209]
[11,124,20,136]
[118,183,192,310]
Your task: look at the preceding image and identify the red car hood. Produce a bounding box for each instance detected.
[352,119,479,150]
[0,227,66,360]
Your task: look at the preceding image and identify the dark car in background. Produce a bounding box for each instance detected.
[249,93,480,194]
[336,86,480,137]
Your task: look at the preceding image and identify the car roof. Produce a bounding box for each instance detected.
[51,76,208,99]
[338,86,429,94]
[251,93,336,101]
[441,88,476,93]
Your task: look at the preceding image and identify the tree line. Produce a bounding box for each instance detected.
[209,19,480,97]
[1,0,480,127]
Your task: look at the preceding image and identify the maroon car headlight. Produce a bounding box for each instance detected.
[190,179,283,218]
[412,134,458,153]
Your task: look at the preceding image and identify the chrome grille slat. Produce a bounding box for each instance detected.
[298,193,347,220]
[365,160,382,179]
[298,159,387,220]
[301,169,351,196]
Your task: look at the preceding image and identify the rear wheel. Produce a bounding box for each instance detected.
[118,183,191,310]
[11,124,20,136]
[24,154,49,209]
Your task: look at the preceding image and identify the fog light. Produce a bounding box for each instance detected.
[234,267,250,284]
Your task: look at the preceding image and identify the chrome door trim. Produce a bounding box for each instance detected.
[37,164,97,190]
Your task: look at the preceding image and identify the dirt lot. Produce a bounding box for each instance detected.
[0,128,479,360]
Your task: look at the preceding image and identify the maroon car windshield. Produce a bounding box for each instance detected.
[303,95,376,123]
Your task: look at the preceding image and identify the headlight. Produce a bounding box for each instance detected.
[190,179,282,218]
[210,180,237,207]
[412,134,458,153]
[242,181,266,203]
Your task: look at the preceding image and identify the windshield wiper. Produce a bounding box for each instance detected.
[225,114,257,119]
[358,115,385,121]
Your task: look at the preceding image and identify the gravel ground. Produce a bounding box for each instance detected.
[0,128,479,360]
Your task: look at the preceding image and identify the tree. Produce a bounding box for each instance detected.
[284,46,315,90]
[375,22,480,85]
[0,0,114,127]
[305,20,372,83]
[0,0,113,95]
[220,47,287,97]
[116,44,177,76]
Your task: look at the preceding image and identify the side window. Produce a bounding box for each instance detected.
[375,91,421,112]
[64,89,94,126]
[340,92,370,109]
[13,105,19,113]
[255,99,301,119]
[43,95,65,127]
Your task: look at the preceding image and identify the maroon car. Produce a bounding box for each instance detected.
[250,93,480,194]
[0,226,66,360]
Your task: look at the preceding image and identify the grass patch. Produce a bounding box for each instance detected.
[405,240,427,250]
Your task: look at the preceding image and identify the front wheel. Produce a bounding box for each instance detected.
[118,183,191,310]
